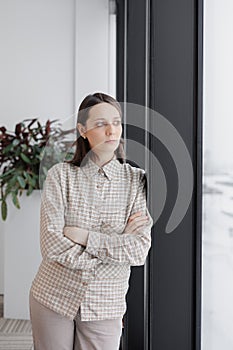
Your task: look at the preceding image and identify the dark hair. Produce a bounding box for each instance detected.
[65,92,126,167]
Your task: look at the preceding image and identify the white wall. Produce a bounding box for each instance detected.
[0,231,3,295]
[75,0,108,104]
[3,191,41,319]
[0,0,115,296]
[0,0,75,128]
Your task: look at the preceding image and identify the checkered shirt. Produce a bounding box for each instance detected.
[30,155,154,321]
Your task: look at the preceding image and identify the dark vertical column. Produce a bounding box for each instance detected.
[116,0,203,349]
[149,0,203,349]
[116,0,125,103]
[116,1,149,350]
[195,1,204,349]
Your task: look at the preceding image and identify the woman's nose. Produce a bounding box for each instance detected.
[106,123,115,134]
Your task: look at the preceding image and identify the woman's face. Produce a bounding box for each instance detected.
[78,102,122,156]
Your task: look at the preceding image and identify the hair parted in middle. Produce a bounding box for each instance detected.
[65,92,126,167]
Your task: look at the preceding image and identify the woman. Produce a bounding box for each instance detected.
[29,92,153,350]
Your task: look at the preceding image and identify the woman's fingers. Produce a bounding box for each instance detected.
[128,214,148,222]
[125,215,148,234]
[128,211,143,223]
[131,217,148,230]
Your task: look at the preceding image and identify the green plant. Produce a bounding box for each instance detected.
[0,118,74,220]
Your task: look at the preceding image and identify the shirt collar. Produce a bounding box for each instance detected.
[80,154,122,181]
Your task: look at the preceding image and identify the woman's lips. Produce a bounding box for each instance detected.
[105,140,117,143]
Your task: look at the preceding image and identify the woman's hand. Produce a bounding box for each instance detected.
[124,211,149,234]
[63,211,148,244]
[63,226,89,246]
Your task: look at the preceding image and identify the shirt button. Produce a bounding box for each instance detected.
[99,251,105,259]
[82,282,88,286]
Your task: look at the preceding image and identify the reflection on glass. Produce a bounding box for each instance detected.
[202,1,233,349]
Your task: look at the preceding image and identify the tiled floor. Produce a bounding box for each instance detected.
[0,295,33,350]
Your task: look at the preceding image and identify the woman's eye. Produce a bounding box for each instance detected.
[113,120,121,126]
[95,120,121,127]
[96,122,105,127]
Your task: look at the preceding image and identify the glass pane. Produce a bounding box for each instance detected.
[202,1,233,349]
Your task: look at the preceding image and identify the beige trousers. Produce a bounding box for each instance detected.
[29,292,122,350]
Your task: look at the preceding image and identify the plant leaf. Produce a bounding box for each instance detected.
[20,153,31,164]
[12,139,20,147]
[17,175,26,188]
[26,185,34,196]
[15,123,22,136]
[1,200,7,221]
[42,166,48,176]
[12,193,20,209]
[3,143,14,153]
[27,118,37,129]
[0,168,15,179]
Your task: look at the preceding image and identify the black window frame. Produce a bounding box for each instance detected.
[116,1,203,349]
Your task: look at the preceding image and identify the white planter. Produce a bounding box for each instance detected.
[0,225,4,294]
[3,190,42,320]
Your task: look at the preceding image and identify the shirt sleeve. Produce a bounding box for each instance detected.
[85,170,154,266]
[40,165,100,271]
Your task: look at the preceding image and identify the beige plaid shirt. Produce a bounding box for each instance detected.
[31,155,154,321]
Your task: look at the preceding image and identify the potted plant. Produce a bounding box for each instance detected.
[0,118,74,220]
[0,118,74,319]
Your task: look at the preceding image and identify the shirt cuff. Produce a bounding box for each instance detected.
[85,230,106,260]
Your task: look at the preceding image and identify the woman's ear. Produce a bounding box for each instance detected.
[77,123,87,138]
